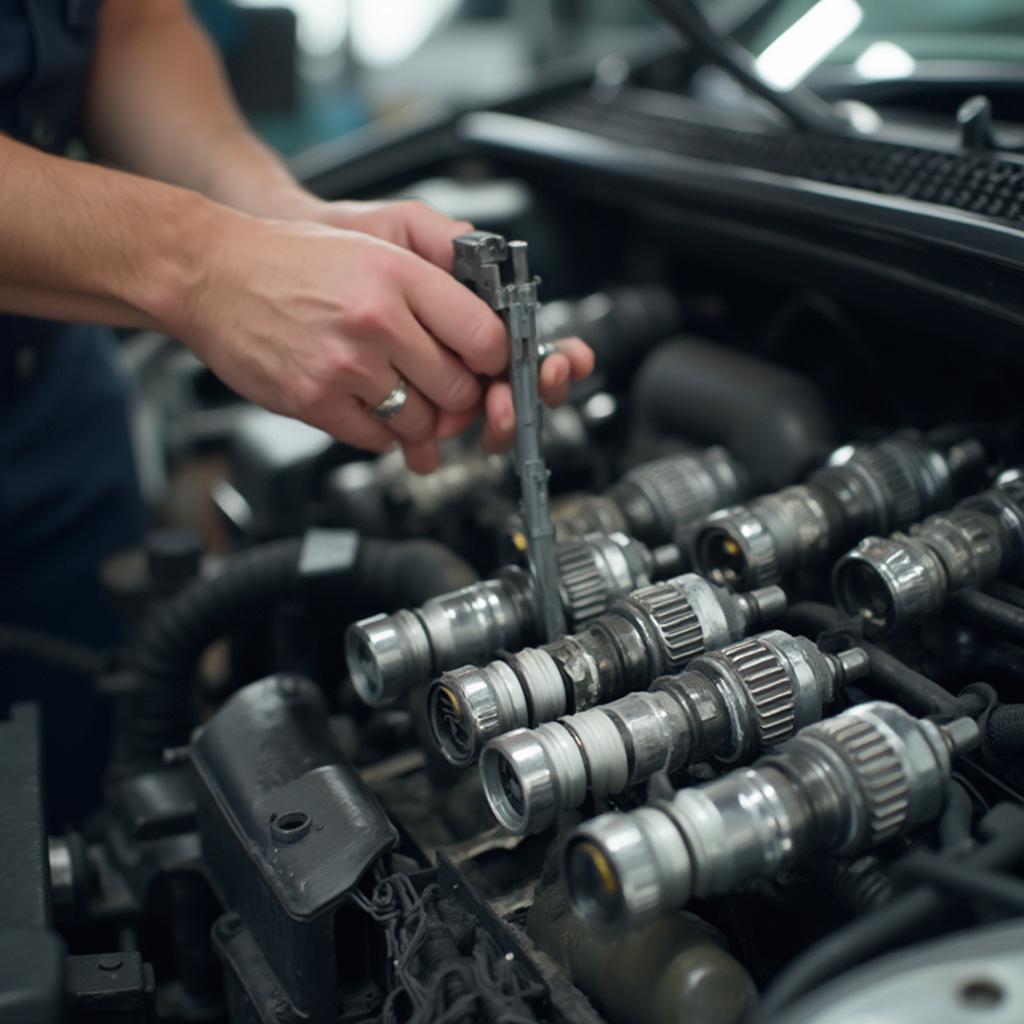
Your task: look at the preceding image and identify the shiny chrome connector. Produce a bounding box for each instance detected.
[549,447,749,546]
[347,532,653,705]
[428,574,787,767]
[481,630,869,835]
[691,433,984,589]
[833,472,1024,634]
[565,701,979,931]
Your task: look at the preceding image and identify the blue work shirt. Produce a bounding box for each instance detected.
[1,0,145,824]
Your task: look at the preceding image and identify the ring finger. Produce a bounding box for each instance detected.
[356,368,438,446]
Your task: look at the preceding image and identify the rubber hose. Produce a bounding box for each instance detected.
[986,705,1024,761]
[630,338,835,490]
[782,602,959,716]
[983,581,1024,611]
[951,590,1024,646]
[355,537,478,609]
[938,780,975,852]
[123,534,477,767]
[754,804,1024,1019]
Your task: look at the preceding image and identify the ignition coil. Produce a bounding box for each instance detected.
[480,630,868,835]
[428,575,786,767]
[691,433,983,589]
[565,701,978,930]
[347,532,653,706]
[548,447,749,546]
[833,472,1024,634]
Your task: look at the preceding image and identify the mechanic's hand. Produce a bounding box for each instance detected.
[172,213,508,473]
[305,199,596,454]
[199,194,595,469]
[433,339,596,453]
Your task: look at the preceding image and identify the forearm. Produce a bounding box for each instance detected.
[0,133,226,329]
[84,0,314,219]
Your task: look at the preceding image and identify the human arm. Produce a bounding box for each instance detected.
[83,0,594,459]
[0,132,516,471]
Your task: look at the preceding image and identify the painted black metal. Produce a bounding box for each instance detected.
[65,953,154,1022]
[459,103,1024,355]
[191,675,397,1024]
[0,704,63,1024]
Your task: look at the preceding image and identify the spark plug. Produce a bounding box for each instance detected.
[346,532,653,705]
[428,575,787,767]
[549,447,749,546]
[565,701,979,931]
[833,473,1024,634]
[691,433,984,589]
[480,630,869,835]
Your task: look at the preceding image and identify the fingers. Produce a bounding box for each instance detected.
[402,258,509,377]
[539,352,572,408]
[390,307,483,414]
[399,438,441,475]
[313,399,399,454]
[311,395,439,474]
[436,406,482,441]
[478,340,595,453]
[400,202,474,271]
[555,336,596,381]
[481,380,515,454]
[344,365,439,448]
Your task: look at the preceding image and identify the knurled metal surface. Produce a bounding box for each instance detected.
[853,442,924,529]
[630,582,704,671]
[621,456,709,531]
[953,512,1002,571]
[707,504,781,586]
[556,539,611,628]
[726,637,796,745]
[814,714,911,845]
[999,476,1024,514]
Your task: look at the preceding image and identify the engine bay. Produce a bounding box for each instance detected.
[7,32,1024,1024]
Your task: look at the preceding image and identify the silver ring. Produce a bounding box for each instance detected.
[373,375,408,420]
[537,338,558,361]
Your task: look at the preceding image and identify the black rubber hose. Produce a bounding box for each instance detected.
[858,642,960,717]
[123,533,477,767]
[983,581,1024,611]
[752,804,1024,1020]
[630,338,835,490]
[0,624,110,678]
[781,602,960,716]
[893,851,1024,914]
[986,705,1024,761]
[539,285,683,378]
[951,589,1024,646]
[938,781,975,853]
[354,537,479,609]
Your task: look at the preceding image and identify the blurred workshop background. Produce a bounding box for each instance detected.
[192,0,656,156]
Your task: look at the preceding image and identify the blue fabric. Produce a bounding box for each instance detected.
[1,1,145,824]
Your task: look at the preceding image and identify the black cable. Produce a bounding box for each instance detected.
[753,804,1024,1020]
[860,640,960,716]
[938,780,976,854]
[353,871,544,1024]
[782,602,959,715]
[0,624,110,678]
[984,580,1024,611]
[893,851,1024,914]
[951,589,1024,646]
